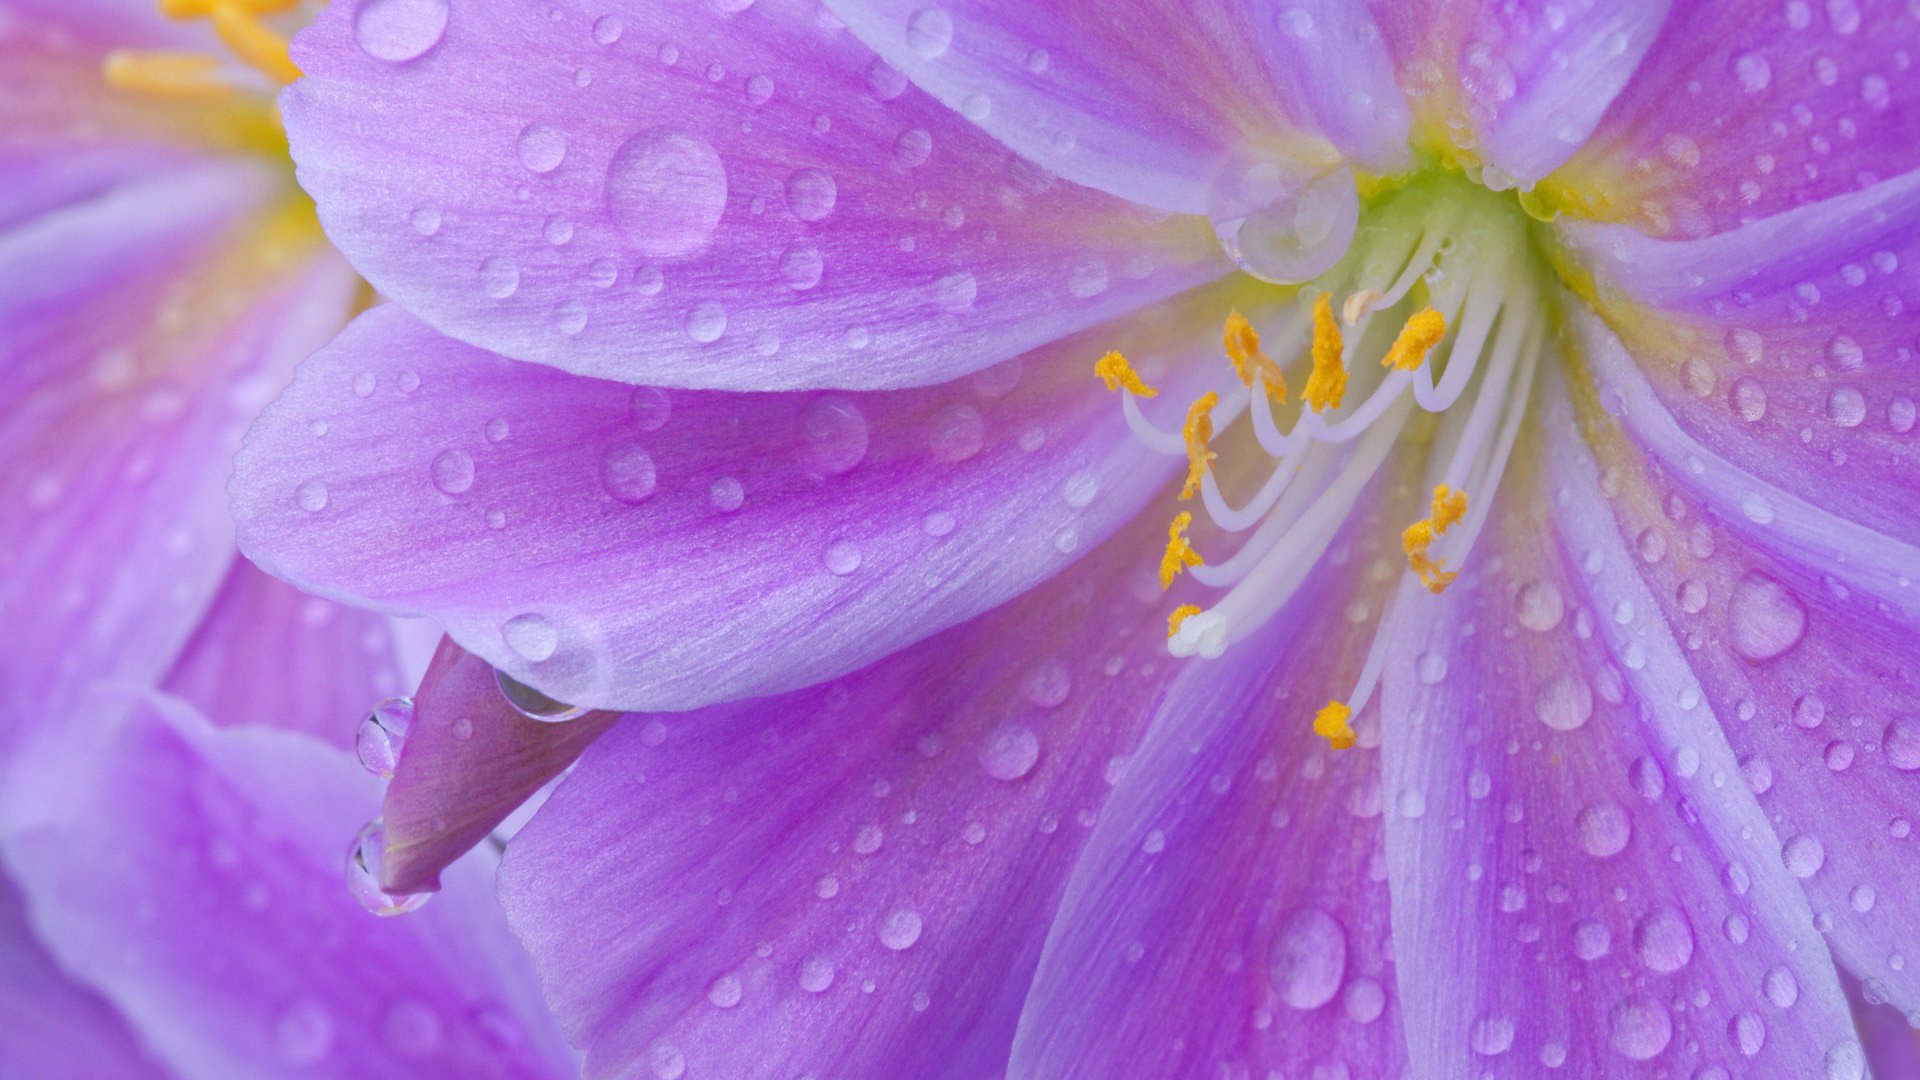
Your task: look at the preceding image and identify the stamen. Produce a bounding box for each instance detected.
[1402,484,1469,593]
[1314,700,1356,750]
[1302,293,1346,413]
[1180,392,1217,501]
[1160,512,1202,589]
[1166,604,1202,638]
[208,4,302,84]
[1382,308,1447,371]
[1342,289,1384,325]
[103,50,232,98]
[1223,310,1286,404]
[1094,350,1157,397]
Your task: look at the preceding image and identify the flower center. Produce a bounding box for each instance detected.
[1099,175,1555,744]
[104,0,304,100]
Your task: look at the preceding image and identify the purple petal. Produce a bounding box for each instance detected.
[282,0,1226,391]
[233,288,1250,711]
[1009,515,1409,1076]
[381,636,617,894]
[1546,0,1920,236]
[828,0,1411,209]
[1377,366,1859,1076]
[0,873,166,1079]
[0,159,356,753]
[0,687,574,1079]
[1850,970,1920,1080]
[495,516,1193,1079]
[163,558,409,749]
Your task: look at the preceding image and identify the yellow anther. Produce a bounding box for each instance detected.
[160,0,300,18]
[1382,307,1447,371]
[209,4,303,84]
[1094,350,1157,397]
[1160,512,1202,590]
[1167,604,1202,639]
[1180,392,1217,501]
[1223,310,1286,404]
[1314,700,1356,751]
[1342,289,1384,326]
[1402,484,1470,592]
[1302,293,1347,413]
[103,49,232,98]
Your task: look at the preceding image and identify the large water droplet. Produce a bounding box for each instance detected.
[879,908,924,950]
[801,396,870,476]
[275,999,336,1066]
[1212,166,1359,285]
[928,403,985,461]
[1470,1015,1514,1056]
[798,957,835,992]
[905,8,954,58]
[601,442,658,503]
[786,168,838,222]
[346,820,431,916]
[1727,573,1806,662]
[1632,906,1694,972]
[496,669,586,722]
[1782,834,1825,878]
[355,697,414,779]
[502,613,559,662]
[1268,907,1346,1009]
[1609,996,1672,1060]
[296,479,329,513]
[1576,800,1631,857]
[1534,672,1593,731]
[978,723,1040,780]
[353,0,448,62]
[605,129,728,258]
[430,448,474,494]
[1514,580,1564,632]
[517,124,567,173]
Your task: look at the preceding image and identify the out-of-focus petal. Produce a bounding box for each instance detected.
[495,514,1200,1080]
[233,286,1256,712]
[0,687,574,1079]
[281,0,1226,392]
[1370,0,1668,184]
[1565,168,1920,555]
[1008,499,1409,1077]
[1564,307,1920,1021]
[381,637,617,894]
[163,558,408,749]
[828,0,1411,209]
[1378,365,1860,1077]
[0,873,166,1080]
[1850,971,1920,1079]
[0,161,356,753]
[1543,1,1920,236]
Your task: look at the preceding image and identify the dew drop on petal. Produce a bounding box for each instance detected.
[353,0,448,62]
[605,129,728,257]
[1609,996,1672,1061]
[1268,907,1345,1010]
[978,723,1039,780]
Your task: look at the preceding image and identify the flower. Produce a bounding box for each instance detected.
[230,0,1920,1077]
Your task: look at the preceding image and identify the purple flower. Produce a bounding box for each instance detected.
[224,0,1920,1077]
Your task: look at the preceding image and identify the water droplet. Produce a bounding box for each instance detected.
[798,957,835,993]
[905,8,954,58]
[648,1043,686,1080]
[1884,719,1920,770]
[1608,996,1672,1060]
[879,908,924,950]
[296,479,328,513]
[927,403,984,461]
[683,301,727,343]
[275,999,336,1065]
[1782,834,1825,878]
[779,242,824,290]
[786,168,837,222]
[1732,51,1772,92]
[1534,673,1593,731]
[978,723,1039,780]
[1727,574,1806,661]
[1515,580,1565,631]
[631,386,672,431]
[708,476,744,512]
[1268,907,1345,1009]
[1212,166,1359,285]
[1470,1014,1514,1056]
[1572,919,1611,960]
[1063,471,1098,508]
[480,256,519,299]
[601,442,658,503]
[346,819,431,916]
[1827,387,1866,427]
[1764,965,1799,1007]
[592,14,622,44]
[355,697,414,779]
[496,669,586,722]
[605,129,728,257]
[1576,800,1631,857]
[707,973,742,1008]
[1826,1039,1866,1080]
[934,270,977,311]
[430,448,474,494]
[893,127,932,167]
[824,540,862,575]
[1633,906,1694,972]
[801,396,870,475]
[517,123,567,173]
[502,613,558,662]
[409,205,442,235]
[353,0,448,62]
[1343,977,1385,1024]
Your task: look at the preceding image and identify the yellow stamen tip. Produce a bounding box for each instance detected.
[1402,484,1470,593]
[1094,350,1158,397]
[1223,310,1286,404]
[1342,289,1384,326]
[209,4,303,85]
[1302,292,1347,413]
[1159,512,1203,590]
[1383,307,1448,371]
[1167,604,1202,638]
[103,49,231,98]
[1430,484,1468,531]
[1180,392,1217,501]
[1314,700,1356,751]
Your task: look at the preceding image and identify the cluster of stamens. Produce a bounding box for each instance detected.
[105,0,304,98]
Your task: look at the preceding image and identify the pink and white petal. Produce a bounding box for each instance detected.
[282,0,1227,392]
[163,558,409,749]
[0,687,574,1079]
[232,284,1253,712]
[495,514,1201,1080]
[1371,0,1669,185]
[0,162,356,753]
[0,873,167,1080]
[828,0,1412,208]
[1565,308,1920,1020]
[1008,506,1409,1077]
[1543,1,1920,236]
[380,637,618,895]
[1565,167,1920,552]
[1379,366,1860,1077]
